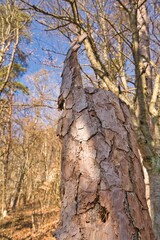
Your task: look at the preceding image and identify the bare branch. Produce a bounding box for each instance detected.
[138,0,147,9]
[35,19,70,31]
[80,65,97,88]
[20,0,74,22]
[116,0,130,13]
[103,16,132,48]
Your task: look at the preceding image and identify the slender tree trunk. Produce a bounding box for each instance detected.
[1,162,7,218]
[1,88,13,217]
[11,135,30,210]
[11,168,25,210]
[137,1,152,96]
[149,171,160,240]
[132,2,160,238]
[54,38,155,240]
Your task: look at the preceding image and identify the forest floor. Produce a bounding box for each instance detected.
[0,205,60,240]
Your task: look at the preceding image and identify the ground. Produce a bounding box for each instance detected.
[0,205,60,240]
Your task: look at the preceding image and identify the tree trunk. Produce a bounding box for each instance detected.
[136,3,160,238]
[149,171,160,240]
[54,38,155,240]
[11,168,25,210]
[1,88,13,218]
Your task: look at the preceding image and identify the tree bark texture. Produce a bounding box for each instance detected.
[55,40,155,240]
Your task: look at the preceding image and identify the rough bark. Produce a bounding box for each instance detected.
[54,39,155,240]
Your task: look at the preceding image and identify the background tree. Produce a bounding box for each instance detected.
[0,0,31,217]
[0,0,31,93]
[0,66,61,224]
[0,1,61,224]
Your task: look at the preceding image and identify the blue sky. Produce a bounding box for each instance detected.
[17,18,71,103]
[25,20,69,76]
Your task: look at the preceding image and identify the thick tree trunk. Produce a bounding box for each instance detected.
[54,39,155,239]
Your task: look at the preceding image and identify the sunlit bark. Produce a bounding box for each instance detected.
[55,39,155,240]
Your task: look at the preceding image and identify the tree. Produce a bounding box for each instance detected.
[55,37,155,239]
[0,0,31,217]
[0,68,61,220]
[21,0,160,237]
[0,0,31,93]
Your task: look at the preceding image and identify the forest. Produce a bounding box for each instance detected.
[0,0,160,239]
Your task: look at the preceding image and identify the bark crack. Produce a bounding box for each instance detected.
[124,192,141,240]
[75,172,81,215]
